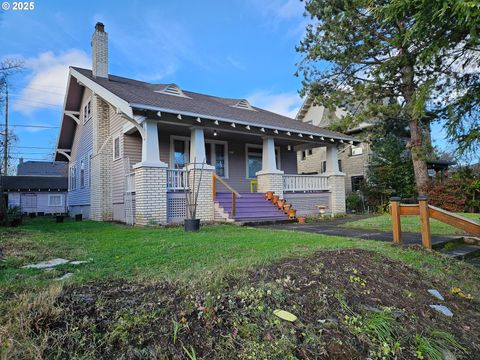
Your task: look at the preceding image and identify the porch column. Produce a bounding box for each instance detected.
[133,119,168,225]
[190,127,206,165]
[187,127,215,222]
[256,137,284,198]
[326,145,346,215]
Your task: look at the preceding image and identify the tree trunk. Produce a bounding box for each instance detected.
[409,119,430,194]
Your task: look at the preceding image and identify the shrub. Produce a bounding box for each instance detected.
[422,178,468,212]
[346,193,363,213]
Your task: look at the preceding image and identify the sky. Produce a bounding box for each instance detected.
[0,0,450,168]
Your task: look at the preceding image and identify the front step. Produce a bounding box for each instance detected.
[215,192,289,222]
[440,244,480,260]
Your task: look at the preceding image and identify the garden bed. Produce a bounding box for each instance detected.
[15,249,479,359]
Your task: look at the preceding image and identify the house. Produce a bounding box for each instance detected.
[54,23,359,225]
[2,161,68,215]
[296,97,372,193]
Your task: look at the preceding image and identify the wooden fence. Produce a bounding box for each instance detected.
[390,196,480,250]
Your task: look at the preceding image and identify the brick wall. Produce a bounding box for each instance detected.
[329,174,346,214]
[187,166,214,222]
[257,172,284,198]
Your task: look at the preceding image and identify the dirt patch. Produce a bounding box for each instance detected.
[22,250,480,359]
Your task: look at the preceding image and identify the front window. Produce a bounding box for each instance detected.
[48,194,62,207]
[214,143,225,177]
[246,145,280,179]
[173,139,187,169]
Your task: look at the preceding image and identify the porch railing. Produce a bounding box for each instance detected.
[283,174,329,192]
[167,169,188,191]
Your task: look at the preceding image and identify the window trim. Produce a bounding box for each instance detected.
[169,135,229,178]
[245,143,281,179]
[48,194,63,207]
[83,98,92,124]
[80,159,85,188]
[113,135,121,161]
[69,164,77,191]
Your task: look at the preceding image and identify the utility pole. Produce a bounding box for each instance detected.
[3,84,8,176]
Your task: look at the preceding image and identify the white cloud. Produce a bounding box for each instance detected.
[247,90,303,118]
[13,49,90,115]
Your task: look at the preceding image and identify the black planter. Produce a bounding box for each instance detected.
[184,218,200,232]
[75,214,83,222]
[56,215,64,223]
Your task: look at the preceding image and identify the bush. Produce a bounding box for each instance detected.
[346,193,363,213]
[422,178,468,212]
[4,205,22,227]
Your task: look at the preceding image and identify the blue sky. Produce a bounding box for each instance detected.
[1,0,449,167]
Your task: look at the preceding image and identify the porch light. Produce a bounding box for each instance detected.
[214,120,219,125]
[177,114,182,120]
[196,117,201,123]
[246,125,251,130]
[231,123,236,128]
[287,145,292,151]
[260,128,265,132]
[156,111,162,117]
[213,130,218,136]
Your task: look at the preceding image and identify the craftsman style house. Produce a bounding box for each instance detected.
[55,23,359,225]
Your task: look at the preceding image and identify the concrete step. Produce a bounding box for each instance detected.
[440,244,480,260]
[431,237,464,250]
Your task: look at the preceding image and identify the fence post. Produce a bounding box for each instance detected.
[418,195,432,250]
[212,173,216,199]
[390,197,402,244]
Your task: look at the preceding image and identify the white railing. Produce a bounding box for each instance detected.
[126,173,136,193]
[167,169,188,190]
[283,174,329,192]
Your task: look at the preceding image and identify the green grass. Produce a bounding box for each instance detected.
[341,213,480,235]
[1,217,479,297]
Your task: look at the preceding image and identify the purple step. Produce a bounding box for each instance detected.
[215,192,289,222]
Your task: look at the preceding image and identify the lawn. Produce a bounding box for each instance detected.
[342,212,480,235]
[1,218,479,359]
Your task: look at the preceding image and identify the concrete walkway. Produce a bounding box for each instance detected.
[255,215,461,247]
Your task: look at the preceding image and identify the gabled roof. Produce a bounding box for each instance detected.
[70,67,358,142]
[1,176,68,191]
[17,161,68,177]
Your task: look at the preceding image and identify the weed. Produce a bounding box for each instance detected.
[183,345,197,360]
[414,330,466,360]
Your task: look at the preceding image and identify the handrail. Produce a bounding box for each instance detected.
[429,205,480,236]
[212,173,241,198]
[212,173,242,219]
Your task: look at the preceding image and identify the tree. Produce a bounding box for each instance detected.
[296,0,480,193]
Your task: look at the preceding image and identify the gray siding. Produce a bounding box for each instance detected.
[8,192,68,214]
[68,88,93,207]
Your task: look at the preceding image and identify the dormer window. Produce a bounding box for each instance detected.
[155,84,190,98]
[231,99,255,111]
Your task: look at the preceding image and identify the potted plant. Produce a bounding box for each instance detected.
[56,213,65,223]
[288,208,296,219]
[272,195,280,205]
[75,214,83,222]
[297,216,306,224]
[277,199,285,209]
[265,191,274,201]
[283,203,291,213]
[184,160,205,232]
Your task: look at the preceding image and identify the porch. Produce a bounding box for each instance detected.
[123,111,347,225]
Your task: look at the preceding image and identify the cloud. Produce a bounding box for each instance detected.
[12,49,90,115]
[247,90,303,118]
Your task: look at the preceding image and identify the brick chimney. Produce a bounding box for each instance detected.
[91,22,108,78]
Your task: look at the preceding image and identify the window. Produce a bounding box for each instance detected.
[89,153,92,187]
[214,143,225,177]
[48,194,62,207]
[338,159,342,172]
[351,175,364,192]
[113,136,121,160]
[246,144,280,179]
[22,194,37,208]
[80,159,85,188]
[173,139,188,169]
[83,99,92,124]
[351,143,363,156]
[69,165,77,190]
[321,161,327,173]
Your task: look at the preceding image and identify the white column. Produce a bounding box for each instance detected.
[325,144,340,174]
[137,119,167,167]
[190,127,207,165]
[261,136,278,172]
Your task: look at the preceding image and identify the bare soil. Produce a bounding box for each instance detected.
[32,249,479,359]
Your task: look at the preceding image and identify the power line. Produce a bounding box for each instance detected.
[11,145,54,149]
[0,124,59,129]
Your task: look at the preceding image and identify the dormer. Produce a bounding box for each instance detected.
[231,99,255,111]
[155,84,190,98]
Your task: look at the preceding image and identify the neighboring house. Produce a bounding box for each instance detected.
[54,23,359,225]
[2,161,68,214]
[296,97,373,193]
